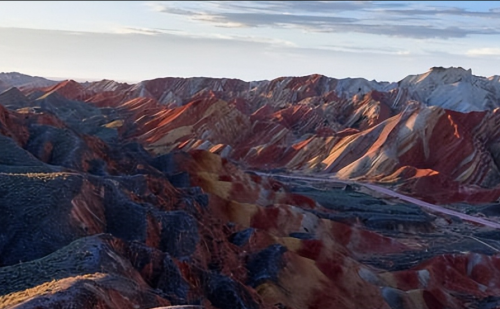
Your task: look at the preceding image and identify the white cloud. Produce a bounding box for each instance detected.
[144,2,170,13]
[153,1,500,39]
[113,27,163,36]
[466,48,500,56]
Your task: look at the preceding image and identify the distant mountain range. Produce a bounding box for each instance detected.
[2,66,500,112]
[2,67,500,309]
[0,72,59,90]
[1,66,500,205]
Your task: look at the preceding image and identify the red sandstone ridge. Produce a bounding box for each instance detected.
[13,68,500,204]
[40,79,85,100]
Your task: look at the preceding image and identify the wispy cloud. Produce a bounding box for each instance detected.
[466,48,500,57]
[383,6,500,19]
[319,43,411,55]
[130,26,296,48]
[152,1,500,39]
[114,27,164,35]
[156,4,356,28]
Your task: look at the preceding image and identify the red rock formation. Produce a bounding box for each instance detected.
[19,70,500,205]
[40,79,85,100]
[3,68,500,308]
[0,103,29,145]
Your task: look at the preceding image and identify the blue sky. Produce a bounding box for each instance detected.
[0,1,500,82]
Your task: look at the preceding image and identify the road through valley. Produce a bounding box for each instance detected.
[255,172,500,230]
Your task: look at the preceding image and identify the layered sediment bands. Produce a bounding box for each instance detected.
[17,68,500,204]
[3,67,500,308]
[331,106,500,182]
[136,95,252,155]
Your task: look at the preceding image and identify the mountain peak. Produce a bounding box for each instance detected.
[0,86,31,109]
[40,79,85,100]
[396,66,498,112]
[429,66,470,72]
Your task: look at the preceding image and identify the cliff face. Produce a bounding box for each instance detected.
[1,68,500,308]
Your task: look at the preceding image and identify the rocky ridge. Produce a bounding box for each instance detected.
[13,66,500,204]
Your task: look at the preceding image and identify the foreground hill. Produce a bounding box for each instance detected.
[1,67,500,308]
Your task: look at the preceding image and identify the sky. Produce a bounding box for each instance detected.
[1,1,500,83]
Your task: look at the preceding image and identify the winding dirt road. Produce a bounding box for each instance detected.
[256,172,500,230]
